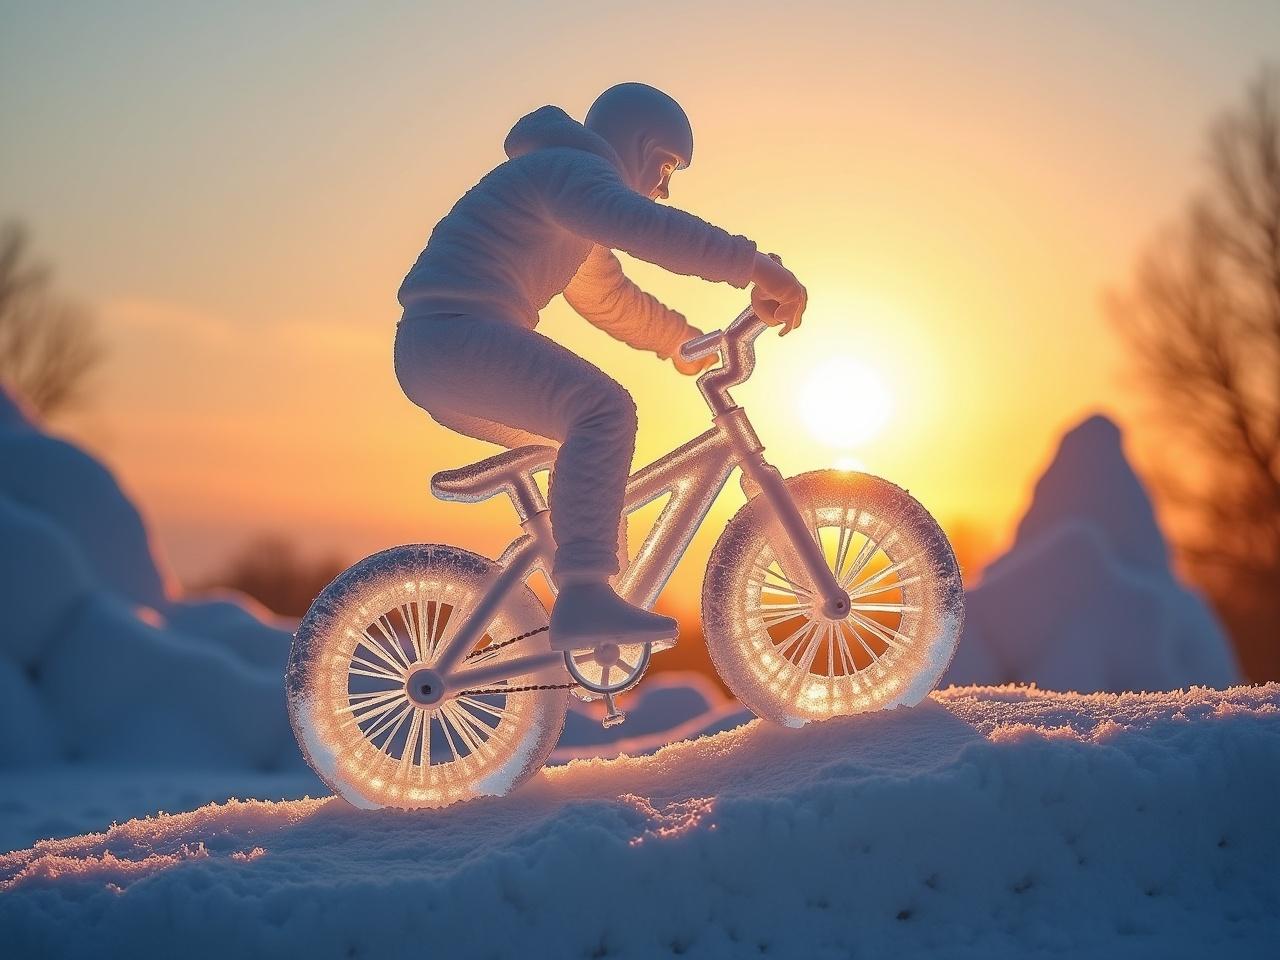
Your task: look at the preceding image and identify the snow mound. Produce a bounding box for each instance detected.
[2,685,1276,958]
[0,383,301,769]
[947,414,1239,692]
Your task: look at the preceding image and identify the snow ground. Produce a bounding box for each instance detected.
[0,672,747,853]
[2,684,1276,959]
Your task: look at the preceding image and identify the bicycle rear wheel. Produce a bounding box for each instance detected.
[287,544,567,809]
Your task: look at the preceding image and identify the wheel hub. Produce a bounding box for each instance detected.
[593,642,621,666]
[822,591,851,620]
[406,666,445,706]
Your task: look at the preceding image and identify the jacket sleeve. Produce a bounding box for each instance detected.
[543,154,758,289]
[563,245,694,359]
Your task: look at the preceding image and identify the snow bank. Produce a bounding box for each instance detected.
[946,415,1239,692]
[2,685,1276,958]
[0,384,303,769]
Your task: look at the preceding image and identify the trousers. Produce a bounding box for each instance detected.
[394,314,636,580]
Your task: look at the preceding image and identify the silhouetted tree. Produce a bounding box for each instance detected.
[1109,67,1280,680]
[0,221,103,417]
[198,534,347,619]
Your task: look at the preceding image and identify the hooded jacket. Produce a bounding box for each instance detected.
[397,105,757,359]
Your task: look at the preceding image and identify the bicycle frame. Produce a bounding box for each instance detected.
[435,309,849,692]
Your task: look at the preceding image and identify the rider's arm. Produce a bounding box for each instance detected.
[544,155,757,289]
[562,245,695,360]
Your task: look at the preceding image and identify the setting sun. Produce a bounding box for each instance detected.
[797,355,893,450]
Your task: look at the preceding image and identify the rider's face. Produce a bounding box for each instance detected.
[637,145,685,201]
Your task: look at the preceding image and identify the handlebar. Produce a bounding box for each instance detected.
[679,306,772,414]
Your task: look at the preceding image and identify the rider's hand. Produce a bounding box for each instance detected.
[672,324,717,376]
[750,252,807,336]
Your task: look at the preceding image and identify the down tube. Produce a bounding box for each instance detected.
[615,428,737,609]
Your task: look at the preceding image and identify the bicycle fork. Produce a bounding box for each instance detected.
[719,407,850,619]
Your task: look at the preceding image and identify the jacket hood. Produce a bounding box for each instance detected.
[504,105,624,172]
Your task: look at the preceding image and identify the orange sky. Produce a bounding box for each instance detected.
[4,1,1278,609]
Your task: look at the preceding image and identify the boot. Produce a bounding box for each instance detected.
[549,579,678,652]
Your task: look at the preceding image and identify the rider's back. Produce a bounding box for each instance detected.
[397,105,756,329]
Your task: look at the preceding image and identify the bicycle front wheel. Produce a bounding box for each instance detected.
[703,470,964,727]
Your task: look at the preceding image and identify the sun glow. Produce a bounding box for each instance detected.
[797,356,893,449]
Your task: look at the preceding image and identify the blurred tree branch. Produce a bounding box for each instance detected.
[0,221,104,417]
[1109,66,1280,680]
[195,534,347,620]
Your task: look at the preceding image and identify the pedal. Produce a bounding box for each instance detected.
[601,692,627,729]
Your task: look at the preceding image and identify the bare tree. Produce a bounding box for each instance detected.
[196,534,348,619]
[0,221,103,417]
[1109,67,1280,680]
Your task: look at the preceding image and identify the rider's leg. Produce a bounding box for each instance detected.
[394,315,667,646]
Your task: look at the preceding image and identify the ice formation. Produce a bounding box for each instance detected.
[945,414,1239,691]
[2,684,1276,957]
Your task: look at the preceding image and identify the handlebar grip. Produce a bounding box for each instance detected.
[678,329,724,362]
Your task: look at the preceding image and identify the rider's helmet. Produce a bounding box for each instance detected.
[585,82,694,190]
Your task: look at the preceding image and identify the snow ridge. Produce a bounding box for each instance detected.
[2,684,1276,958]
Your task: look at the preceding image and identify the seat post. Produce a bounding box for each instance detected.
[506,474,548,524]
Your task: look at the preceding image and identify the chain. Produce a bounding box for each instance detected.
[459,625,577,696]
[463,625,548,661]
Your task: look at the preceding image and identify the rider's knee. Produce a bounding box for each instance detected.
[573,378,637,439]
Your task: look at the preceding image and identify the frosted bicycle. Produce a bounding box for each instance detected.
[287,306,964,809]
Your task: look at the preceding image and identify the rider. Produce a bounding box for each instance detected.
[394,82,807,652]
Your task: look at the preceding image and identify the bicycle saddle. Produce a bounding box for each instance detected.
[430,444,556,503]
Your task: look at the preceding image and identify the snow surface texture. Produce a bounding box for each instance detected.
[945,415,1239,691]
[2,685,1276,958]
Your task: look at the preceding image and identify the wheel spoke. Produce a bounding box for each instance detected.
[617,657,636,675]
[438,708,462,762]
[573,652,596,665]
[395,710,424,778]
[600,663,613,688]
[834,622,856,676]
[379,703,414,756]
[335,689,403,716]
[849,573,923,601]
[848,609,910,653]
[840,519,887,589]
[418,714,431,778]
[457,695,514,723]
[758,606,812,628]
[355,637,407,678]
[371,614,411,670]
[751,564,814,600]
[848,552,923,597]
[425,602,439,659]
[850,601,921,614]
[832,509,854,582]
[793,623,825,676]
[846,620,884,666]
[349,650,405,681]
[401,602,424,662]
[341,693,405,728]
[774,619,817,663]
[348,665,406,683]
[363,698,413,745]
[444,702,489,756]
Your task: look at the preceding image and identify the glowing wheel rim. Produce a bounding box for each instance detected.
[704,470,964,727]
[287,544,567,809]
